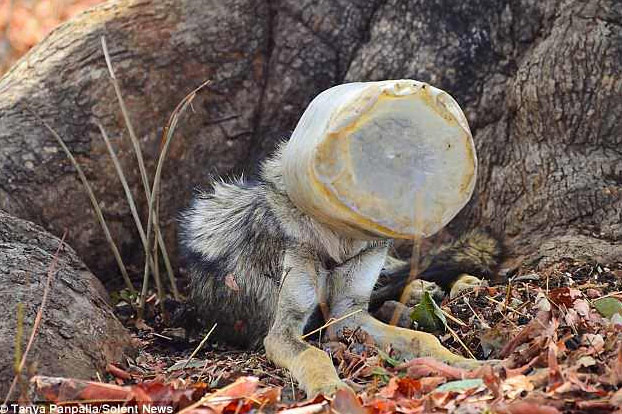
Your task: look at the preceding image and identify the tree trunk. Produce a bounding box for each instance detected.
[0,0,620,283]
[0,210,132,397]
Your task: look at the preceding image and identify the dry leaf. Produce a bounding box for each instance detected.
[572,299,590,318]
[331,388,369,414]
[582,333,605,354]
[549,287,581,307]
[547,342,563,387]
[493,401,561,414]
[501,375,534,399]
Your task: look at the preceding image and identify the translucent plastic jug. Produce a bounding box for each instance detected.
[282,80,477,239]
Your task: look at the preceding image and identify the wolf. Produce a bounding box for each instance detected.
[179,144,500,396]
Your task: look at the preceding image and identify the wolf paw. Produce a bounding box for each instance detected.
[403,279,445,306]
[450,274,487,299]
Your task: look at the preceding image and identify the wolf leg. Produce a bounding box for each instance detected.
[264,250,348,396]
[328,245,474,366]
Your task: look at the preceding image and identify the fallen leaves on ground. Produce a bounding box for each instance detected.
[25,260,622,413]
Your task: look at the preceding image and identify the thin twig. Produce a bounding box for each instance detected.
[462,297,489,328]
[182,323,217,370]
[139,79,211,316]
[301,308,363,340]
[101,36,160,300]
[4,232,67,404]
[504,282,512,316]
[441,308,467,327]
[152,332,173,341]
[196,359,211,383]
[101,37,179,301]
[30,110,134,292]
[446,324,476,360]
[598,291,622,300]
[546,272,550,294]
[485,296,529,318]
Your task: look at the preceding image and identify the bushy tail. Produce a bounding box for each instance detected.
[370,229,502,309]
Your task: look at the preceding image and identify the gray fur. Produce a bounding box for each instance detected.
[179,144,501,395]
[179,144,385,347]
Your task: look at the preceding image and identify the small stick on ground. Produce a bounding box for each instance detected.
[300,308,363,340]
[598,291,622,300]
[182,323,218,370]
[4,231,67,404]
[462,297,489,329]
[485,296,529,318]
[441,308,468,327]
[30,110,134,293]
[446,324,477,360]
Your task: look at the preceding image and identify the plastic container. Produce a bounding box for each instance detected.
[282,79,477,239]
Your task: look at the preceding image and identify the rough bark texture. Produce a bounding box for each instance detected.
[0,0,620,283]
[0,210,132,397]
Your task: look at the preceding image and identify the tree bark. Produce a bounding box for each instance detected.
[0,0,620,283]
[0,210,132,397]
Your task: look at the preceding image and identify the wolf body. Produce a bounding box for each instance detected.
[179,146,500,396]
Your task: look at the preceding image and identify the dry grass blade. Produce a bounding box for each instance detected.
[97,122,148,254]
[391,193,426,326]
[96,122,166,305]
[150,229,165,313]
[441,308,467,327]
[181,323,218,370]
[101,36,152,197]
[462,297,489,328]
[4,231,67,404]
[138,79,211,315]
[446,324,476,360]
[485,296,529,318]
[598,291,622,300]
[30,110,134,293]
[101,36,178,300]
[11,303,24,397]
[158,231,179,299]
[300,308,363,340]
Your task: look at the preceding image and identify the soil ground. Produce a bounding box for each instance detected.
[48,259,619,413]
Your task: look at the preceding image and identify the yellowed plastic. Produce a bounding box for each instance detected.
[283,80,477,239]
